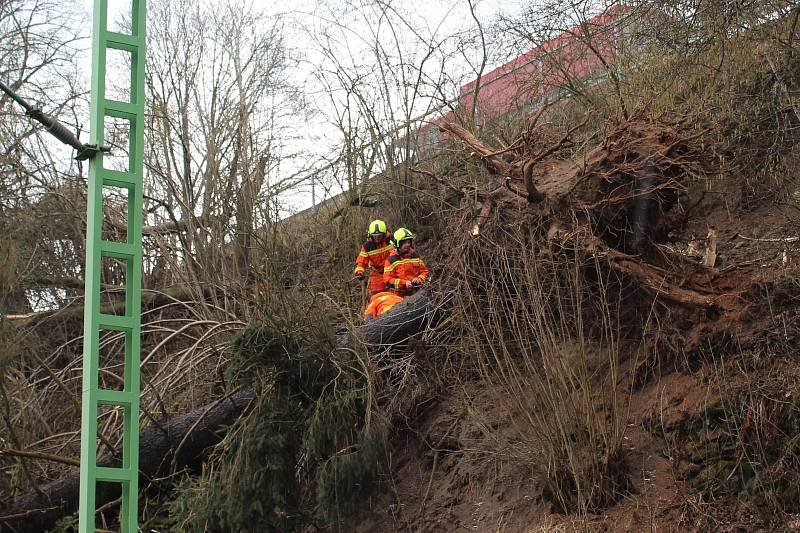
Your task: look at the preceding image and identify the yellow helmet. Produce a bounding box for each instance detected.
[392,227,415,247]
[367,219,387,235]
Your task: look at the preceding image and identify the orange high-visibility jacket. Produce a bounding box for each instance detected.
[353,231,393,294]
[364,291,404,320]
[383,249,430,296]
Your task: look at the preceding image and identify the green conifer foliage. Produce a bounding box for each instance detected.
[169,313,385,531]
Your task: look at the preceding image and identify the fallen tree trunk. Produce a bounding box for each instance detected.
[356,289,444,346]
[1,294,442,532]
[0,390,255,533]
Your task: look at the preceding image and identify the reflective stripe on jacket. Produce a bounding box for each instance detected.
[353,231,393,293]
[383,250,430,296]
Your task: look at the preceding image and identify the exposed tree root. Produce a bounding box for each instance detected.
[434,113,728,311]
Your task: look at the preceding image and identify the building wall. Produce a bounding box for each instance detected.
[460,7,625,123]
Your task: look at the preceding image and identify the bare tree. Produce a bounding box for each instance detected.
[302,0,479,223]
[494,1,629,118]
[0,0,85,313]
[143,0,301,312]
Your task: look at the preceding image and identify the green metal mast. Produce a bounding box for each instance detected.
[79,0,146,531]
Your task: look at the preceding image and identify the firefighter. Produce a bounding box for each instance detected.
[364,291,404,321]
[352,219,394,297]
[384,227,430,296]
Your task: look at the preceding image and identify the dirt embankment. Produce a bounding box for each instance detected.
[355,109,800,531]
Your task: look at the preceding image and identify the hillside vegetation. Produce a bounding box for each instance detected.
[1,1,800,532]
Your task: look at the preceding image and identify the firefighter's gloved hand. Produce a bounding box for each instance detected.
[411,277,424,286]
[404,280,414,290]
[352,273,365,281]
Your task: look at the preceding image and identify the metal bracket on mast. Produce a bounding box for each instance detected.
[0,79,111,160]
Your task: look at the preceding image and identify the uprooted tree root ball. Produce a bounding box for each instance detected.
[432,112,765,343]
[411,109,798,515]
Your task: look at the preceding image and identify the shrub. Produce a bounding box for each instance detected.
[169,313,385,531]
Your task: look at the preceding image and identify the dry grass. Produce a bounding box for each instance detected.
[0,291,244,497]
[442,218,628,514]
[621,1,800,206]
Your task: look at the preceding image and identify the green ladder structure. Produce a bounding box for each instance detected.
[79,0,146,531]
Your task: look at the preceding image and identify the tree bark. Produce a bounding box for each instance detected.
[355,288,444,346]
[0,390,255,533]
